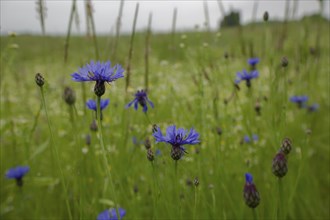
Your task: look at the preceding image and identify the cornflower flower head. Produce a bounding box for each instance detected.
[6,166,30,187]
[153,125,200,160]
[235,69,259,88]
[243,134,258,144]
[290,95,308,108]
[71,61,124,97]
[126,90,154,113]
[243,173,260,208]
[248,57,260,69]
[307,103,319,112]
[86,99,110,111]
[97,208,126,220]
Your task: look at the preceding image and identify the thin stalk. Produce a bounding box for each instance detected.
[203,0,210,32]
[193,186,198,220]
[253,208,258,220]
[64,0,77,63]
[39,87,73,220]
[88,4,100,59]
[97,96,119,218]
[125,3,139,92]
[111,0,125,60]
[277,178,283,220]
[151,162,158,220]
[144,13,152,92]
[170,8,177,52]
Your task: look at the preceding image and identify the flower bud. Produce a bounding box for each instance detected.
[94,81,105,97]
[147,148,154,161]
[281,56,289,67]
[280,138,292,155]
[171,147,184,161]
[272,152,288,178]
[263,11,269,21]
[63,86,76,105]
[35,73,45,87]
[243,173,260,208]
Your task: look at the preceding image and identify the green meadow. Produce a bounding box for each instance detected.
[0,17,329,220]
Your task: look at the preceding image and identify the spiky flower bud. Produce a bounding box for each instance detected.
[272,152,288,178]
[63,86,76,105]
[94,81,105,97]
[281,56,289,67]
[152,124,159,133]
[147,148,154,161]
[280,138,292,155]
[263,11,269,21]
[144,138,151,150]
[35,73,45,87]
[171,147,184,161]
[194,177,199,187]
[85,134,91,146]
[90,120,98,132]
[243,173,260,208]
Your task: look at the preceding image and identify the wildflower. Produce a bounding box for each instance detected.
[153,125,200,160]
[86,99,110,111]
[97,207,126,220]
[280,138,292,155]
[290,95,308,108]
[307,103,319,112]
[35,73,45,87]
[6,166,30,187]
[71,61,124,97]
[235,69,259,88]
[263,11,269,21]
[243,173,260,208]
[63,86,76,105]
[90,120,98,131]
[144,137,151,149]
[244,134,258,144]
[248,57,260,69]
[87,99,109,120]
[272,152,288,178]
[126,90,154,113]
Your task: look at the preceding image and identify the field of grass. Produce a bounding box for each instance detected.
[0,17,329,220]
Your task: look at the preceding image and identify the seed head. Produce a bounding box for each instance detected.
[63,86,76,105]
[272,152,288,178]
[35,73,45,87]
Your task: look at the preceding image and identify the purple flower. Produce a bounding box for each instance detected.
[290,95,308,108]
[153,125,200,160]
[248,57,260,67]
[97,208,126,220]
[126,90,154,113]
[307,103,319,112]
[235,69,259,87]
[72,61,124,83]
[6,166,30,187]
[86,99,110,111]
[71,61,124,97]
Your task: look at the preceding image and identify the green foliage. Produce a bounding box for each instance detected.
[0,19,329,220]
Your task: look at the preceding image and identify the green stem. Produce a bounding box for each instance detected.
[193,186,198,220]
[277,178,283,220]
[40,87,73,220]
[97,96,119,218]
[253,208,258,220]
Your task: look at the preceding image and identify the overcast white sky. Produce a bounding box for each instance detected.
[0,0,329,35]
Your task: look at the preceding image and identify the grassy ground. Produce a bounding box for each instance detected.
[0,18,329,220]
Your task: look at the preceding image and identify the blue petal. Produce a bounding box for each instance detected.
[245,173,253,183]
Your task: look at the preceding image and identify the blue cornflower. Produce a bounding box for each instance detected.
[6,166,30,187]
[290,95,308,108]
[307,103,319,112]
[243,134,258,143]
[126,90,154,113]
[97,208,126,220]
[153,125,200,160]
[86,99,110,111]
[248,57,260,68]
[235,69,259,87]
[243,173,260,208]
[71,61,124,97]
